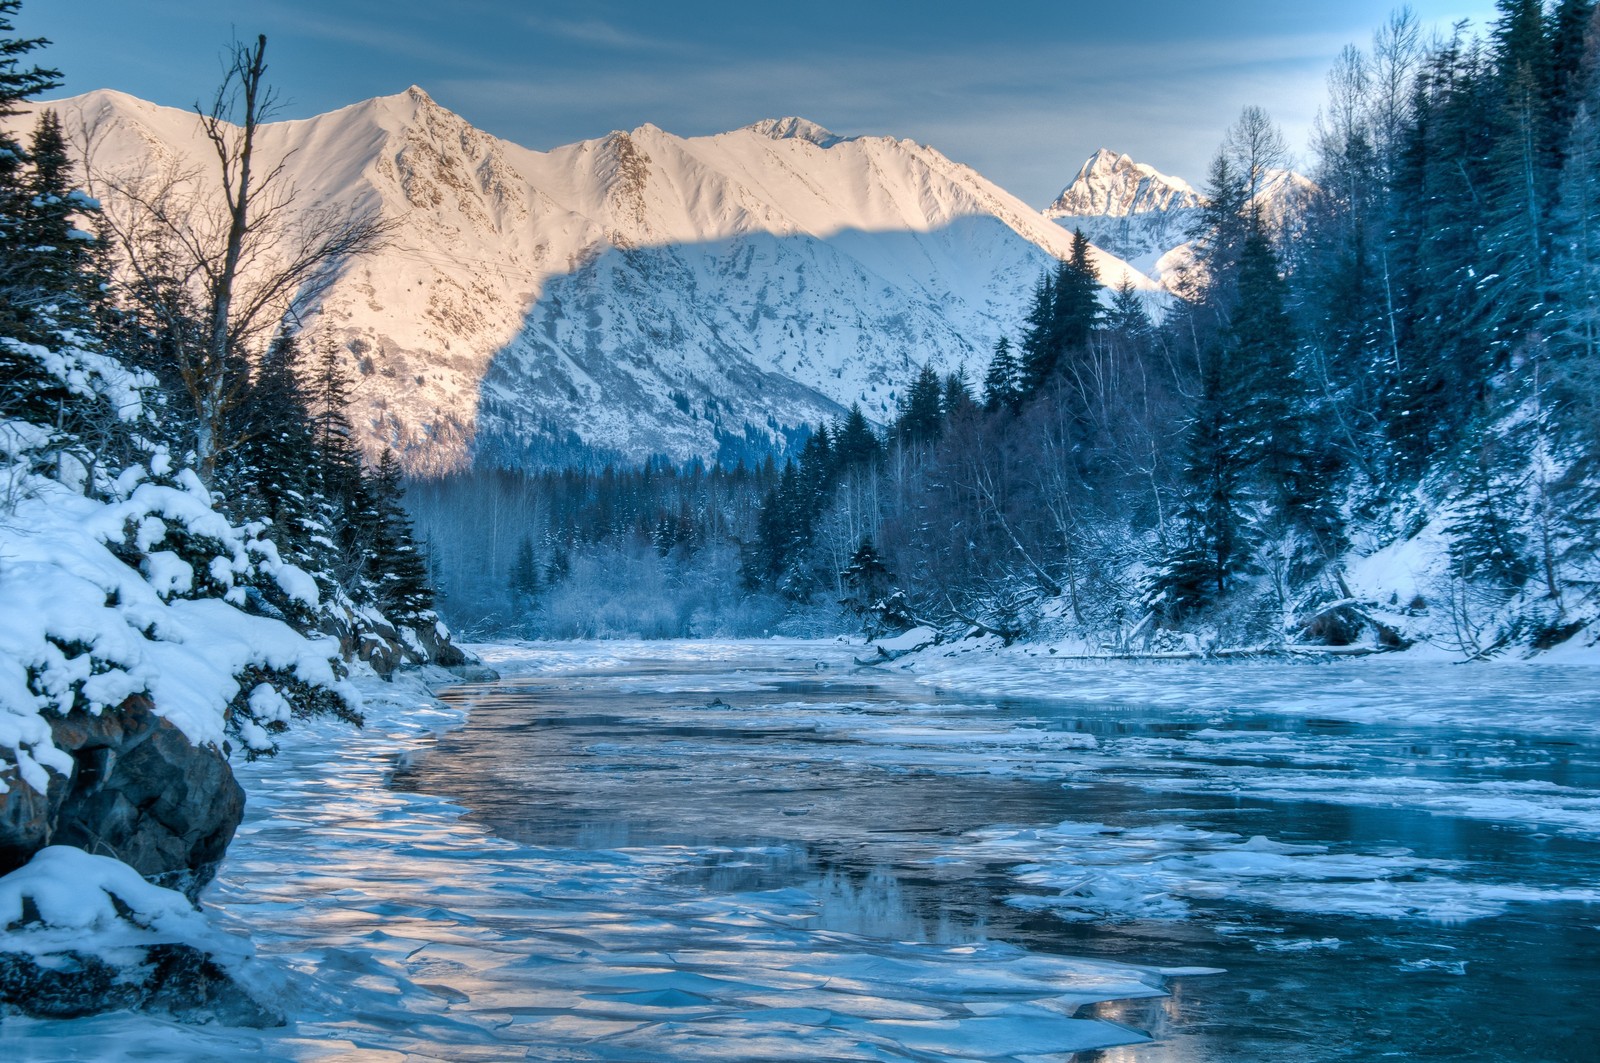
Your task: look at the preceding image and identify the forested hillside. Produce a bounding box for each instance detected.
[0,5,466,934]
[416,2,1600,658]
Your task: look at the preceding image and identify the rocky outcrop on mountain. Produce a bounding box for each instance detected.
[1045,148,1202,217]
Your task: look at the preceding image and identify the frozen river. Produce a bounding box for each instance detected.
[5,640,1599,1061]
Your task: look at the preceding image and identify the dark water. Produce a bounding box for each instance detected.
[396,647,1600,1062]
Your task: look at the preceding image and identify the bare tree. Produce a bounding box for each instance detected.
[89,35,390,483]
[1224,105,1290,206]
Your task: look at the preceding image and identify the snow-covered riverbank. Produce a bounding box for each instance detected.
[883,634,1600,736]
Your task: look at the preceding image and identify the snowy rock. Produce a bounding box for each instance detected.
[1046,148,1202,217]
[0,847,278,1026]
[0,696,243,902]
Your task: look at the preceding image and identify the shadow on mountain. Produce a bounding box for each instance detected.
[464,216,1060,470]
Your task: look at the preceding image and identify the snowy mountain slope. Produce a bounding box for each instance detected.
[1044,148,1314,288]
[1043,149,1204,283]
[19,88,1156,471]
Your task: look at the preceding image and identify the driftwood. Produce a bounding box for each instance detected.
[946,597,1028,644]
[1297,595,1413,649]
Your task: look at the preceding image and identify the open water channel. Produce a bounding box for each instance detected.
[392,642,1600,1061]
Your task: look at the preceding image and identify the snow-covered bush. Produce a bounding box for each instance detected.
[0,330,360,800]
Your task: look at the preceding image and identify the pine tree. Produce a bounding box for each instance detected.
[1229,227,1311,505]
[833,403,881,468]
[840,537,896,637]
[1016,272,1057,393]
[0,3,64,420]
[983,336,1022,412]
[1447,444,1531,591]
[1053,229,1102,352]
[228,329,336,618]
[1019,233,1101,397]
[1149,347,1256,620]
[942,366,976,419]
[368,447,435,625]
[16,109,95,332]
[510,534,541,609]
[895,363,945,446]
[301,339,370,588]
[1106,278,1152,339]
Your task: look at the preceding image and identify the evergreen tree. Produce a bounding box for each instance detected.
[1447,444,1531,591]
[1228,227,1312,506]
[840,537,896,637]
[227,329,337,618]
[302,339,370,587]
[1150,348,1256,620]
[942,366,977,419]
[1016,272,1057,393]
[895,363,946,446]
[368,447,435,625]
[0,3,64,420]
[510,534,541,609]
[833,403,881,468]
[16,109,95,331]
[1019,232,1101,397]
[1054,229,1102,351]
[983,336,1023,412]
[1106,278,1152,339]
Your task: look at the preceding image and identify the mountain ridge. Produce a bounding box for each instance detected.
[18,87,1167,472]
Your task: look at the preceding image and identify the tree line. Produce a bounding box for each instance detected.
[415,2,1600,655]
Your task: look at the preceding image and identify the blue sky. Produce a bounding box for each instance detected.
[19,1,1500,204]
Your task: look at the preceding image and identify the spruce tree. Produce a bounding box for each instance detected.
[224,328,354,622]
[1150,347,1256,620]
[840,537,895,636]
[895,364,945,446]
[510,534,541,609]
[17,109,94,331]
[833,403,881,468]
[983,336,1022,412]
[0,2,64,419]
[368,447,435,626]
[1447,444,1531,591]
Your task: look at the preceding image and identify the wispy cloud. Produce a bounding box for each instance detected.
[519,15,697,56]
[433,28,1385,202]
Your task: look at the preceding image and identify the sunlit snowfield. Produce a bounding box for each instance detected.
[5,640,1600,1061]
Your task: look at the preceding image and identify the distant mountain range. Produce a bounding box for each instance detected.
[16,88,1304,471]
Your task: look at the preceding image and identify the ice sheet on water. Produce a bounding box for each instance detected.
[898,647,1600,736]
[966,819,1600,923]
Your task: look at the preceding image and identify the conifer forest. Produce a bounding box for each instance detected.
[414,4,1600,659]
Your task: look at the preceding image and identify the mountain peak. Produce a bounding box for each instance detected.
[745,117,845,148]
[1047,149,1199,218]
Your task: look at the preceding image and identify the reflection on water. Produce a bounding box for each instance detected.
[396,646,1600,1062]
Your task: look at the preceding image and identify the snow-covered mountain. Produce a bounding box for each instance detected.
[1046,148,1202,217]
[1045,147,1314,289]
[1044,149,1203,285]
[20,88,1157,472]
